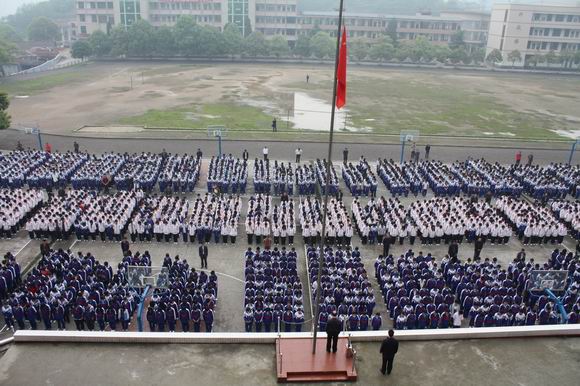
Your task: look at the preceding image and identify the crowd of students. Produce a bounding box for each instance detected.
[146,254,217,332]
[341,158,378,197]
[376,159,428,197]
[207,155,247,194]
[374,248,579,330]
[307,246,377,331]
[299,197,353,246]
[295,164,317,195]
[352,197,410,245]
[551,200,580,240]
[0,249,140,332]
[496,196,567,245]
[0,189,44,239]
[314,159,339,195]
[158,154,201,193]
[243,247,304,332]
[245,194,296,246]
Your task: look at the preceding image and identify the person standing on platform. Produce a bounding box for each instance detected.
[242,149,249,162]
[199,242,208,269]
[263,146,269,161]
[380,329,399,375]
[121,238,130,255]
[515,151,522,165]
[295,148,302,163]
[424,144,431,160]
[343,147,349,163]
[527,154,534,166]
[326,311,342,353]
[272,119,277,132]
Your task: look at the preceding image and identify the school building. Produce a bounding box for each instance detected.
[486,3,580,67]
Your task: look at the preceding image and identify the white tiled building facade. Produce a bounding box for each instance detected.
[487,3,580,67]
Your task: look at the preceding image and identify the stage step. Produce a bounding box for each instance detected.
[285,371,352,382]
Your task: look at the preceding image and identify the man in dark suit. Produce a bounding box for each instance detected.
[325,311,342,353]
[448,241,459,261]
[121,238,130,255]
[199,242,208,269]
[380,329,399,375]
[40,240,50,257]
[382,235,391,257]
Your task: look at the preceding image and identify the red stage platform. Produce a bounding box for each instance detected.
[276,337,357,382]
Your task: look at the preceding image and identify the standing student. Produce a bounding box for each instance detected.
[325,311,342,353]
[380,329,399,375]
[199,242,208,269]
[515,151,522,165]
[343,147,349,163]
[263,146,269,161]
[452,309,463,328]
[424,144,431,160]
[474,236,484,261]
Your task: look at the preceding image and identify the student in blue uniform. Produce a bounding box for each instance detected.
[155,307,166,332]
[244,306,254,332]
[26,303,38,330]
[73,304,85,331]
[371,313,382,331]
[191,307,202,332]
[203,306,214,332]
[179,304,191,332]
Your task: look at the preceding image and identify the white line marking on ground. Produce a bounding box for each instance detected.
[14,239,32,257]
[201,270,244,284]
[70,239,79,249]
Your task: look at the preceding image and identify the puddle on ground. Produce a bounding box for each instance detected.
[288,92,371,132]
[551,129,580,139]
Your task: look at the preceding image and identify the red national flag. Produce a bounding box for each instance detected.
[336,26,347,109]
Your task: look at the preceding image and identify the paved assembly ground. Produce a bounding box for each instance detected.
[0,338,579,386]
[0,159,577,335]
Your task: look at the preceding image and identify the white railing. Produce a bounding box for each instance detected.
[12,325,580,344]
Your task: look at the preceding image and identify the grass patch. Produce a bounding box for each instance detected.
[0,67,89,96]
[118,103,286,131]
[284,76,575,139]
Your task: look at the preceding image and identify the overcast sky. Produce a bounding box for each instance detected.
[0,0,42,18]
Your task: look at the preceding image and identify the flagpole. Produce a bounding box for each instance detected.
[312,0,345,355]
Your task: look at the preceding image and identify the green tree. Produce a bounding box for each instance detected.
[244,31,268,57]
[173,16,204,56]
[71,40,92,59]
[223,23,244,56]
[449,47,469,64]
[411,36,434,61]
[268,36,290,58]
[27,17,60,42]
[470,48,485,64]
[0,92,10,130]
[200,25,227,56]
[309,31,334,59]
[507,50,522,67]
[386,19,398,46]
[110,26,129,57]
[126,20,155,57]
[88,30,112,57]
[0,23,22,43]
[449,30,465,49]
[350,37,369,61]
[486,48,503,66]
[369,35,395,61]
[152,26,176,56]
[293,35,311,58]
[0,40,16,77]
[395,43,413,61]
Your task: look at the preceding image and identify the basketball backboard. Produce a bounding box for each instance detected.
[127,266,169,289]
[529,270,568,292]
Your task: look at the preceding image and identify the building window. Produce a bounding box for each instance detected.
[78,2,84,9]
[91,15,97,22]
[80,26,87,34]
[107,2,113,8]
[79,15,85,22]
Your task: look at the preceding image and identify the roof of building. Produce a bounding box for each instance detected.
[299,11,490,22]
